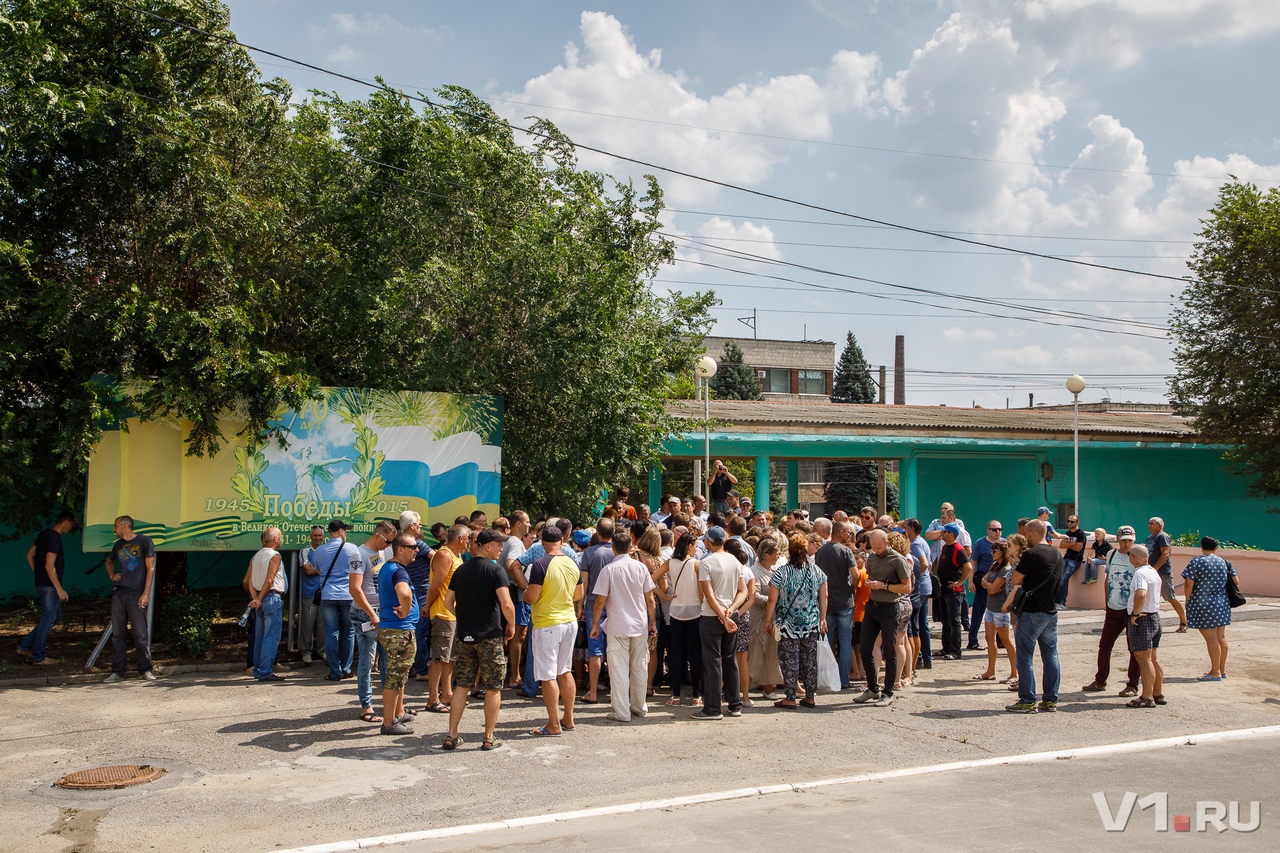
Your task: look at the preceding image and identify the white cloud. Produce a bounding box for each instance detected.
[943,326,997,343]
[695,217,783,262]
[982,344,1056,367]
[495,12,881,203]
[1059,341,1164,369]
[325,45,360,65]
[309,13,448,42]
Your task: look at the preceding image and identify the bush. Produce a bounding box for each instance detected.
[157,592,217,656]
[1170,531,1263,551]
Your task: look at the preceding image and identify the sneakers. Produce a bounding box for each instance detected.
[141,670,157,681]
[301,652,312,665]
[726,707,743,717]
[1005,701,1038,713]
[1082,578,1097,585]
[690,708,723,720]
[1081,681,1106,692]
[872,693,895,707]
[1037,700,1058,712]
[103,673,124,683]
[852,689,882,704]
[31,657,59,666]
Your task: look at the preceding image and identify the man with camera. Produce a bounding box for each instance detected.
[707,460,737,516]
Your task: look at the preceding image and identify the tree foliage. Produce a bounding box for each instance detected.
[823,461,898,516]
[1170,181,1280,503]
[709,339,762,401]
[0,0,713,532]
[832,331,876,403]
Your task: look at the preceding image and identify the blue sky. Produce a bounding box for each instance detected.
[225,1,1280,407]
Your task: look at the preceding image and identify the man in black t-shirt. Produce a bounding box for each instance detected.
[707,460,737,515]
[1054,514,1089,607]
[936,525,971,659]
[18,511,75,665]
[103,515,157,682]
[442,528,515,750]
[1004,519,1063,713]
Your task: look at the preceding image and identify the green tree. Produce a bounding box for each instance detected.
[709,339,762,400]
[0,0,308,534]
[1170,181,1280,503]
[823,461,898,516]
[832,331,876,403]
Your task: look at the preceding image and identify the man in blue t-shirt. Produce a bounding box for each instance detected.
[19,511,75,665]
[377,533,422,736]
[312,519,363,681]
[103,515,157,682]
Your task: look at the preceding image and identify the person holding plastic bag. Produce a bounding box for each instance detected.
[764,533,828,708]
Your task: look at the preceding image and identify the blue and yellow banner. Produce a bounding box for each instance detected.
[84,389,502,551]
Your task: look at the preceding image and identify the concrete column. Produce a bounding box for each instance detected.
[693,460,702,499]
[648,464,662,514]
[754,456,770,512]
[786,460,799,512]
[899,455,918,520]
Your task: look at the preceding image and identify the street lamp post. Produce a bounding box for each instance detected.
[696,356,718,500]
[1066,374,1087,516]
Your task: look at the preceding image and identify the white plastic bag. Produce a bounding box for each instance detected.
[816,633,842,693]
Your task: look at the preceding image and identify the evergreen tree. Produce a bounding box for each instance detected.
[709,339,763,401]
[823,461,899,516]
[831,331,877,403]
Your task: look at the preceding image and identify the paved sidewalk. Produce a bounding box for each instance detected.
[3,606,1277,852]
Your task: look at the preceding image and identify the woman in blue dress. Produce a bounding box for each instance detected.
[1181,536,1234,681]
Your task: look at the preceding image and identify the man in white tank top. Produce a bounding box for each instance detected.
[246,527,286,682]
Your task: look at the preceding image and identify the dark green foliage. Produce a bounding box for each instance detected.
[157,592,216,656]
[1170,181,1280,505]
[832,331,876,403]
[823,461,898,516]
[709,339,762,401]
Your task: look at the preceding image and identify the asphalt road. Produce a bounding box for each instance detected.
[3,609,1279,853]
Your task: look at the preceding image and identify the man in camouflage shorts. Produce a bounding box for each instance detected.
[442,529,516,750]
[376,534,421,736]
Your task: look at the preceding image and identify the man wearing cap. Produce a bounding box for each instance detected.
[350,520,397,722]
[1146,517,1188,632]
[524,523,584,736]
[935,524,972,660]
[590,530,657,722]
[578,517,616,704]
[442,528,516,750]
[1037,506,1060,541]
[313,519,362,681]
[1082,525,1141,697]
[693,526,748,720]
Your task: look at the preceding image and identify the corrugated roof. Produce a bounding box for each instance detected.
[667,400,1196,440]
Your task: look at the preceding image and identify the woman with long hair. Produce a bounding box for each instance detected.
[652,531,703,707]
[975,538,1017,683]
[748,536,783,699]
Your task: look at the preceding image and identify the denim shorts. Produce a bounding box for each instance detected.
[983,608,1012,628]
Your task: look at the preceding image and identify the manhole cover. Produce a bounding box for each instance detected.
[54,765,167,790]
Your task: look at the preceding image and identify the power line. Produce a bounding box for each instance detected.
[687,233,1188,260]
[655,278,1172,304]
[105,1,1208,288]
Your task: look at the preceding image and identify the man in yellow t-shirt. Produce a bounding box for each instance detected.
[424,524,469,712]
[523,525,583,736]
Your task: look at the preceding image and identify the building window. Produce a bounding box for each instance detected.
[759,368,789,393]
[799,370,826,395]
[797,461,826,485]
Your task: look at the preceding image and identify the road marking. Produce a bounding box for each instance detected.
[275,724,1280,852]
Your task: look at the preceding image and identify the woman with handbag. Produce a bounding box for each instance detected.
[765,533,828,708]
[1182,536,1235,681]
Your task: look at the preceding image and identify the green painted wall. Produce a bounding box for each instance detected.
[911,453,1042,533]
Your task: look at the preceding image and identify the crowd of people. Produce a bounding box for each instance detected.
[15,482,1244,747]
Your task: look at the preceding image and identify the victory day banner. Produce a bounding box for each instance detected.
[84,389,502,551]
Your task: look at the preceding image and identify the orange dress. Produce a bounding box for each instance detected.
[853,568,871,623]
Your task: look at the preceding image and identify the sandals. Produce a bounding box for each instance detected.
[972,674,996,681]
[1153,694,1167,705]
[441,734,463,750]
[1196,673,1222,682]
[665,697,682,707]
[799,698,817,708]
[773,699,798,709]
[1006,679,1019,691]
[529,726,561,737]
[1118,685,1139,697]
[469,690,486,700]
[425,701,449,713]
[1126,696,1156,708]
[359,710,383,723]
[1176,623,1189,633]
[482,735,503,750]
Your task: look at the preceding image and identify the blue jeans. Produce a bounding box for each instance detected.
[353,612,386,708]
[320,600,354,679]
[968,583,988,647]
[253,593,283,679]
[1015,611,1060,704]
[1055,558,1082,607]
[911,597,932,665]
[19,587,63,662]
[1087,558,1105,584]
[826,607,854,689]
